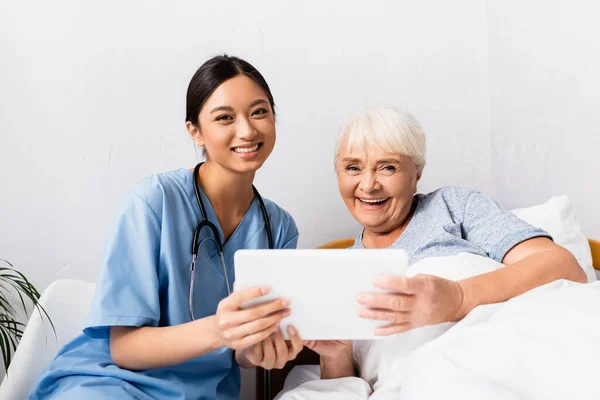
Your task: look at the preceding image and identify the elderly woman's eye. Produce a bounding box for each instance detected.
[382,165,396,172]
[345,165,360,172]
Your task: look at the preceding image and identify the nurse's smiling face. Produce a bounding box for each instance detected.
[189,75,276,174]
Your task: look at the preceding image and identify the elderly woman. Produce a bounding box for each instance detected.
[304,107,587,380]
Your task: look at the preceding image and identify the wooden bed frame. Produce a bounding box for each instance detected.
[255,238,600,400]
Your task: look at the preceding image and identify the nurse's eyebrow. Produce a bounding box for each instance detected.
[209,99,268,114]
[210,105,234,114]
[249,99,268,108]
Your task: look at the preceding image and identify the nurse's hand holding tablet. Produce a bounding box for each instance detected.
[216,286,303,370]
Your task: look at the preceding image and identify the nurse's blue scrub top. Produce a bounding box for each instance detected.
[29,169,299,400]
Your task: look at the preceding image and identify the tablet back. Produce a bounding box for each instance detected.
[234,249,408,340]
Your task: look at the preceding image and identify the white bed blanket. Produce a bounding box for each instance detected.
[276,254,600,400]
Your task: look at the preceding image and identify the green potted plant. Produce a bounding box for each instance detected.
[0,259,52,373]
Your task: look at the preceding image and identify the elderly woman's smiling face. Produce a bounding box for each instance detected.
[337,142,421,237]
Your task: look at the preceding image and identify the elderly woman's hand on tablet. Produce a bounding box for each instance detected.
[357,274,466,335]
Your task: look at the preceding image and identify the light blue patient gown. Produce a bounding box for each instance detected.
[29,169,299,400]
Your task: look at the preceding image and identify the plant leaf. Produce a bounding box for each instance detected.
[0,324,13,374]
[0,258,55,369]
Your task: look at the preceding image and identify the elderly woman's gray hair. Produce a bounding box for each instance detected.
[334,107,427,172]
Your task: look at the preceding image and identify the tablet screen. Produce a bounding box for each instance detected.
[234,249,408,340]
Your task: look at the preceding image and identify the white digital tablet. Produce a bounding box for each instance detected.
[233,249,408,340]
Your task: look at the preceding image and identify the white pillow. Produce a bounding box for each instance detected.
[510,195,596,283]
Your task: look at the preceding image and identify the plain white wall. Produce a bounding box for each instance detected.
[0,0,491,287]
[1,0,598,396]
[0,0,490,394]
[487,0,600,239]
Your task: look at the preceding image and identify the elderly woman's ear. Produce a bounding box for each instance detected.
[414,169,423,189]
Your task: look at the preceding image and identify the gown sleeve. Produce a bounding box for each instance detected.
[83,190,162,338]
[461,191,551,262]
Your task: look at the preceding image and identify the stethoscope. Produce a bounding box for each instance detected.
[189,162,274,321]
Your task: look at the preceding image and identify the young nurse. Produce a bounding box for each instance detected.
[29,55,303,399]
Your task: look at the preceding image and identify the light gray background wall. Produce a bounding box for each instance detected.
[1,0,598,397]
[487,0,600,219]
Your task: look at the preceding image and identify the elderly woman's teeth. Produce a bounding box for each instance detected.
[359,198,388,204]
[234,144,259,153]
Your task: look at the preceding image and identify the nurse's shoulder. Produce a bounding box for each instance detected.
[260,197,298,248]
[125,168,192,220]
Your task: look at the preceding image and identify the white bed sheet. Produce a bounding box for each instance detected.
[276,254,600,400]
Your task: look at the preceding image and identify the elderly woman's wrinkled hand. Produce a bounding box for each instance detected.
[357,274,467,336]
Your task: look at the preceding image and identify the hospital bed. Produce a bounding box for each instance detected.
[256,237,600,400]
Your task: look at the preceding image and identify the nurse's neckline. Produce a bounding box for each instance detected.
[186,165,257,244]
